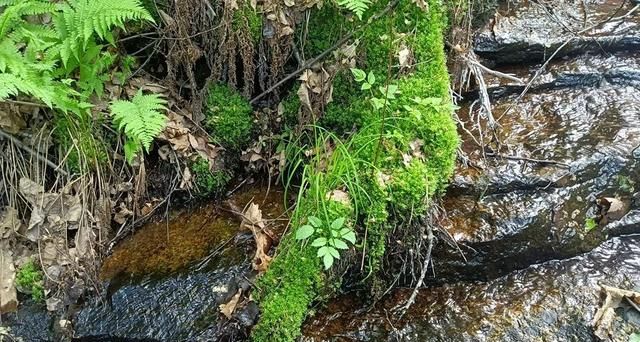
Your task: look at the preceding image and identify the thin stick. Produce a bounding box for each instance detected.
[0,128,69,177]
[249,0,400,104]
[399,224,433,314]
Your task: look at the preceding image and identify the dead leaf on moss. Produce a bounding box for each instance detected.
[326,190,350,206]
[241,203,272,273]
[219,288,242,319]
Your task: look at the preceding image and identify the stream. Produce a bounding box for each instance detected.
[3,0,640,341]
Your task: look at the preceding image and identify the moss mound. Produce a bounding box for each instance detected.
[204,84,254,151]
[252,1,459,340]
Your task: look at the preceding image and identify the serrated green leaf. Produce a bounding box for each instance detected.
[339,228,351,236]
[311,237,327,247]
[323,254,334,269]
[331,217,345,230]
[343,231,356,244]
[295,225,314,240]
[361,82,371,90]
[334,239,349,250]
[327,246,340,259]
[308,216,322,228]
[317,246,329,258]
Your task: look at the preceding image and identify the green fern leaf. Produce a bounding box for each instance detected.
[336,0,372,19]
[110,90,167,159]
[55,0,153,66]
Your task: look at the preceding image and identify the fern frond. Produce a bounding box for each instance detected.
[336,0,372,19]
[55,0,153,66]
[110,90,167,154]
[0,1,57,37]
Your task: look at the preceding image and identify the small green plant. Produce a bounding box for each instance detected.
[350,68,399,110]
[585,217,598,232]
[15,260,44,302]
[0,0,153,113]
[295,216,356,269]
[110,90,167,163]
[336,0,372,19]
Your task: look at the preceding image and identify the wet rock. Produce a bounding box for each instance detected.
[74,265,249,341]
[474,0,640,64]
[435,59,640,283]
[302,235,640,341]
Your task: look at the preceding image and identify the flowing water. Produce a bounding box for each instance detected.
[3,0,640,341]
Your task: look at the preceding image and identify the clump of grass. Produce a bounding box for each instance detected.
[16,260,44,302]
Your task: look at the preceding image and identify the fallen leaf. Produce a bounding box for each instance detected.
[0,241,17,313]
[219,289,242,319]
[0,207,20,239]
[326,190,350,206]
[180,167,193,190]
[241,203,272,273]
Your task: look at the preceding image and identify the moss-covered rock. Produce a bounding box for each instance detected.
[252,1,459,340]
[204,84,254,151]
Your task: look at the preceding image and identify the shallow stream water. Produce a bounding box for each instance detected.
[3,0,640,341]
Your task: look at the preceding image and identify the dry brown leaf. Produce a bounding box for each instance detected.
[0,240,17,313]
[19,178,83,240]
[180,167,193,190]
[326,190,350,206]
[592,285,640,340]
[0,207,20,239]
[241,203,272,273]
[219,289,242,319]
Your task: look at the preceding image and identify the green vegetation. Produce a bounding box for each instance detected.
[110,90,168,163]
[191,157,232,196]
[252,1,459,340]
[585,217,598,232]
[0,0,153,113]
[204,84,254,150]
[233,2,263,42]
[16,260,44,302]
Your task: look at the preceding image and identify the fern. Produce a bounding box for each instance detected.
[54,0,153,67]
[0,0,153,112]
[110,90,167,163]
[336,0,372,19]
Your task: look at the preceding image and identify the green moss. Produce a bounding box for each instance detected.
[16,260,44,302]
[191,157,231,196]
[204,84,254,150]
[253,1,459,340]
[233,3,263,42]
[252,196,352,341]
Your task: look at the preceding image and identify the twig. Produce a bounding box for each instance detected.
[249,0,400,104]
[399,224,433,315]
[0,128,69,177]
[485,152,570,168]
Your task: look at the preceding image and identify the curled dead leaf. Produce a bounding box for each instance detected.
[240,203,272,273]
